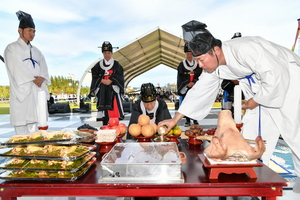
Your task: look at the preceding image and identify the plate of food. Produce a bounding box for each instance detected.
[0,158,96,181]
[0,130,83,147]
[0,144,96,161]
[0,152,96,172]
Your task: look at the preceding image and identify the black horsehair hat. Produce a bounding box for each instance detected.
[231,32,242,39]
[102,41,113,53]
[182,20,219,57]
[140,83,156,103]
[16,10,35,29]
[184,43,192,53]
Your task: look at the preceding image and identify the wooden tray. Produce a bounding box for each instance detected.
[198,154,263,181]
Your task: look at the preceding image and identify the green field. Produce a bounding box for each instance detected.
[0,101,98,115]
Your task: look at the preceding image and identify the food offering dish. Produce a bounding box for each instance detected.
[95,130,118,153]
[116,133,125,143]
[166,134,180,144]
[0,157,96,181]
[184,124,205,145]
[202,128,216,136]
[185,133,203,145]
[77,123,98,133]
[133,135,155,143]
[0,144,96,161]
[0,130,87,147]
[96,140,117,153]
[0,152,96,172]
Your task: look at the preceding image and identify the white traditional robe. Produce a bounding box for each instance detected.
[179,36,300,175]
[4,37,51,127]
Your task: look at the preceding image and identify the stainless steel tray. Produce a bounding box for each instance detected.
[99,142,184,183]
[0,152,96,172]
[0,158,96,181]
[0,144,96,161]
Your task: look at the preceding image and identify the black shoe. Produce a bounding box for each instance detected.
[184,122,190,127]
[193,121,199,125]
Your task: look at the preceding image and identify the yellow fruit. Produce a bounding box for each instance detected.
[129,123,141,137]
[173,125,180,130]
[141,125,154,137]
[167,129,174,136]
[173,128,182,135]
[138,115,150,126]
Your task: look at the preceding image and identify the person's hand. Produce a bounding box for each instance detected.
[158,118,177,133]
[186,82,195,88]
[101,79,112,85]
[242,98,259,110]
[33,76,44,87]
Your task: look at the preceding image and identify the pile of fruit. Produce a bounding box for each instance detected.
[100,118,127,136]
[203,128,216,136]
[128,115,157,137]
[77,123,98,133]
[166,125,182,136]
[185,124,205,136]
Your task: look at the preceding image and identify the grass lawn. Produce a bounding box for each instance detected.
[0,101,98,114]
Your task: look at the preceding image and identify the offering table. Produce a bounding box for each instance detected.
[0,139,287,200]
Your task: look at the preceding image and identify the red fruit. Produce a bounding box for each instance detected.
[118,123,127,134]
[101,125,112,130]
[108,118,119,127]
[112,125,121,136]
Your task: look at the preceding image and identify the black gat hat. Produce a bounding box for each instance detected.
[140,83,157,103]
[101,41,113,53]
[16,10,35,29]
[182,20,219,57]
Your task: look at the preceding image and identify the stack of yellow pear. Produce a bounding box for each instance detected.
[167,125,182,136]
[129,115,157,137]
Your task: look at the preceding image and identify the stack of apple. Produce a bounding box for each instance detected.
[128,114,157,137]
[166,125,182,136]
[100,118,127,136]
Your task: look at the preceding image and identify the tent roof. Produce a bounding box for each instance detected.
[81,28,186,88]
[113,28,185,87]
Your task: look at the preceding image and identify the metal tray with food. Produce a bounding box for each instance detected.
[0,158,96,181]
[0,130,85,147]
[0,152,96,172]
[0,144,96,161]
[99,142,185,183]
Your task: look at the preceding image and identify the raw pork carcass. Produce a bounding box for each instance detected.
[204,110,266,162]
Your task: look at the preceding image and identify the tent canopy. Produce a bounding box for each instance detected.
[112,28,186,87]
[81,28,186,88]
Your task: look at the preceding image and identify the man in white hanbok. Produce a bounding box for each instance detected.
[159,20,300,193]
[4,11,50,135]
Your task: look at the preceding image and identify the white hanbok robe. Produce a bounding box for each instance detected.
[4,37,51,127]
[179,36,300,175]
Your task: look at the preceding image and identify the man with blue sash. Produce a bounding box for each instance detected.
[159,20,300,193]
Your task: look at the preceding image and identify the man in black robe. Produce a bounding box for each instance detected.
[127,83,171,139]
[177,43,203,127]
[89,41,124,125]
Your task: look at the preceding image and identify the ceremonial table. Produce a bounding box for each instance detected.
[0,139,287,200]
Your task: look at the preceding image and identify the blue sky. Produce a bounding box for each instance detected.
[0,0,299,88]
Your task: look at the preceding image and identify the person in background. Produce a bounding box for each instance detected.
[48,93,55,108]
[4,10,51,135]
[89,41,124,125]
[159,20,300,193]
[127,83,171,139]
[177,43,203,127]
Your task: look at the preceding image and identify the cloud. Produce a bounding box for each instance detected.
[0,0,299,87]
